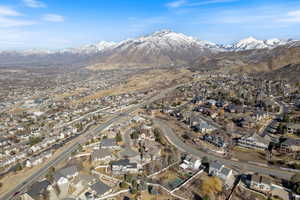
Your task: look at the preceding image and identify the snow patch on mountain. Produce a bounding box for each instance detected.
[60,41,117,54]
[226,36,294,51]
[0,30,297,56]
[113,29,223,54]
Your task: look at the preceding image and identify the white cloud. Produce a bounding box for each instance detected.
[166,0,237,8]
[166,0,187,8]
[0,17,36,28]
[23,0,46,8]
[188,0,237,6]
[0,6,21,16]
[279,10,300,23]
[42,14,65,22]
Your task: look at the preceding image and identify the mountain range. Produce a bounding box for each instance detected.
[1,29,300,83]
[1,30,294,55]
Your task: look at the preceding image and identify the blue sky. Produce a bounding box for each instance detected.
[1,0,300,50]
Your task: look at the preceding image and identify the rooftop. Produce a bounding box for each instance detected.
[90,180,111,196]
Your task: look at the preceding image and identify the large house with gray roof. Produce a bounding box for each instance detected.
[91,149,113,163]
[90,180,112,198]
[236,134,270,150]
[22,180,51,200]
[100,138,120,149]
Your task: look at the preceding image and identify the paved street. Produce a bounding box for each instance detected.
[3,83,289,200]
[1,84,182,200]
[154,118,294,180]
[261,98,288,137]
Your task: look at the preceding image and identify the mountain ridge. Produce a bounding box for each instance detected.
[1,30,300,75]
[0,30,296,55]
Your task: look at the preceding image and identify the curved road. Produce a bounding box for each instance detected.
[1,84,183,200]
[154,119,293,180]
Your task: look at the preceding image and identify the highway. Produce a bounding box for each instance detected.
[153,119,294,180]
[1,84,181,200]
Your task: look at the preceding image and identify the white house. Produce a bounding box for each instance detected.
[236,134,270,150]
[111,159,138,174]
[209,161,234,189]
[180,155,202,170]
[26,156,43,168]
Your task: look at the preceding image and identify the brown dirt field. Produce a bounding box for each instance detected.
[232,147,267,163]
[74,69,192,104]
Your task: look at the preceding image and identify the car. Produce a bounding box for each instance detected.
[13,191,20,196]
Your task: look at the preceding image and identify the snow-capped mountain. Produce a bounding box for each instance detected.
[59,41,117,54]
[0,31,296,56]
[90,29,226,68]
[0,30,298,69]
[0,41,117,55]
[109,29,223,54]
[226,36,294,51]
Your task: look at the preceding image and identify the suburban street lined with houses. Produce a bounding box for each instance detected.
[153,119,293,179]
[1,70,300,200]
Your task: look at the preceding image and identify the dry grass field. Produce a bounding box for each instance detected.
[75,69,192,104]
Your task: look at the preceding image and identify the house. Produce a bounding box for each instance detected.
[91,149,113,163]
[225,104,237,113]
[297,101,300,109]
[279,138,300,153]
[111,159,138,174]
[245,174,272,194]
[209,161,234,189]
[30,145,42,153]
[210,112,219,119]
[26,156,43,168]
[58,165,79,179]
[143,141,161,160]
[42,150,53,159]
[22,180,51,200]
[90,180,112,198]
[100,138,119,149]
[4,145,17,155]
[131,115,145,123]
[72,174,94,191]
[287,124,300,135]
[0,157,16,167]
[53,172,69,185]
[191,96,204,104]
[15,152,27,160]
[209,161,224,175]
[192,119,216,133]
[139,125,155,141]
[219,167,233,181]
[252,112,269,121]
[266,121,279,134]
[236,134,270,150]
[0,137,10,147]
[180,155,201,170]
[203,133,228,148]
[206,99,217,106]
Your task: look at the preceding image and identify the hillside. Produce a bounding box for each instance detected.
[191,42,300,73]
[261,63,300,83]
